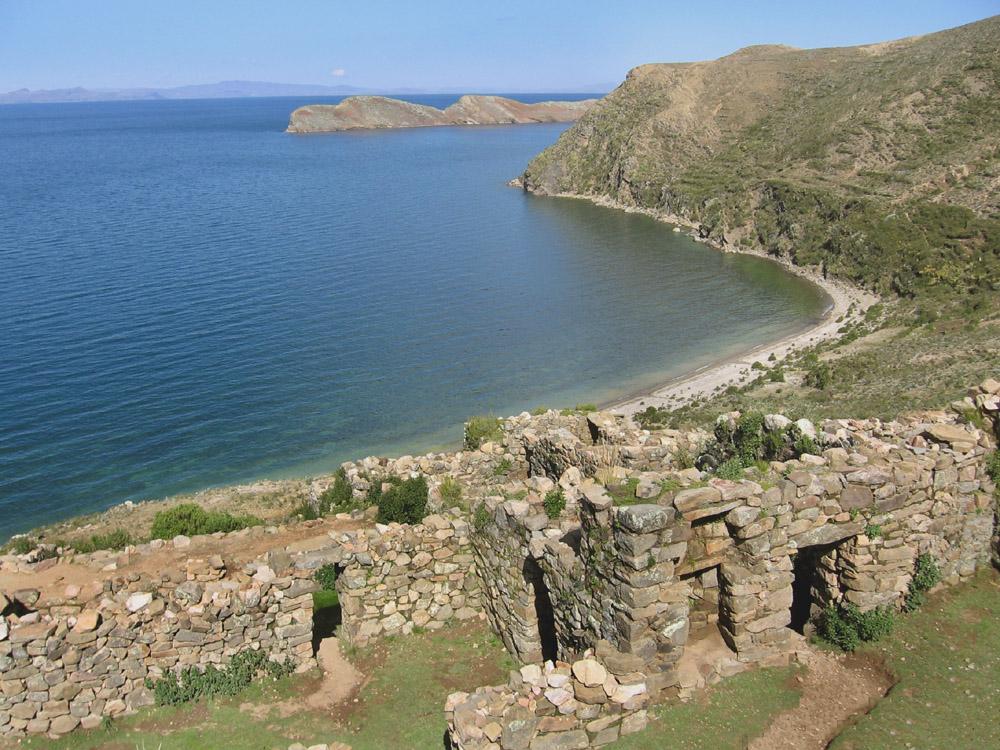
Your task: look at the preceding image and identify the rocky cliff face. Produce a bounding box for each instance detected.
[521,17,1000,298]
[287,95,598,133]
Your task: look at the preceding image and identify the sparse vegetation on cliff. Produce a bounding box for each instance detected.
[523,18,1000,304]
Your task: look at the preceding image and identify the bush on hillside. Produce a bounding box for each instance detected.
[147,649,293,706]
[903,553,941,612]
[473,503,492,534]
[439,476,463,508]
[314,563,338,592]
[150,503,263,540]
[370,475,429,525]
[319,467,357,514]
[543,488,566,519]
[804,360,833,390]
[9,537,35,555]
[987,450,1000,484]
[69,529,133,553]
[464,415,503,450]
[817,603,895,651]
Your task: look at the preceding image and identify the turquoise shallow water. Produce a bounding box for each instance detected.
[0,95,827,539]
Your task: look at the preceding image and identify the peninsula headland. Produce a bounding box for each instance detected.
[286,94,598,133]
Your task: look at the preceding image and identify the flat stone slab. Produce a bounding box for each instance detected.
[923,424,977,451]
[613,504,672,533]
[791,521,863,549]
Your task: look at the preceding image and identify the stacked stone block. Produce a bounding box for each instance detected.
[0,554,316,737]
[298,513,482,645]
[445,649,650,750]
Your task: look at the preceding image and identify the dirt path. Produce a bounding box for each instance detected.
[307,637,364,709]
[0,517,364,606]
[749,650,894,750]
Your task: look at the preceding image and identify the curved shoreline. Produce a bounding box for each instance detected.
[6,191,876,544]
[527,190,880,416]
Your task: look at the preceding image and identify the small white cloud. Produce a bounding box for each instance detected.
[330,68,346,77]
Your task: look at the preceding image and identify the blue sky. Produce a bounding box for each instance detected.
[1,0,996,92]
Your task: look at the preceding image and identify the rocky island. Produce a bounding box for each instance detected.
[286,94,598,133]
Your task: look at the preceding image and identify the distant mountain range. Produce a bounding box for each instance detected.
[0,80,375,104]
[0,80,613,105]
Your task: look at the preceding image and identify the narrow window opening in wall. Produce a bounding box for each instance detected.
[525,558,558,663]
[312,563,344,653]
[681,566,727,643]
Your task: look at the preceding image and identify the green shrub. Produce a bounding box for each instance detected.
[560,403,598,416]
[150,504,262,540]
[319,467,356,514]
[493,458,513,477]
[543,488,566,519]
[465,415,503,450]
[473,504,492,534]
[734,411,765,464]
[636,406,670,429]
[817,604,860,651]
[439,477,463,507]
[863,522,883,538]
[960,408,986,431]
[9,537,35,555]
[864,303,884,322]
[818,603,894,651]
[804,361,833,390]
[372,475,429,525]
[314,563,338,592]
[855,606,895,642]
[904,553,941,611]
[986,451,1000,484]
[767,365,785,383]
[70,529,133,554]
[762,430,786,460]
[292,502,320,521]
[673,445,695,470]
[787,425,819,456]
[146,649,294,706]
[716,457,745,481]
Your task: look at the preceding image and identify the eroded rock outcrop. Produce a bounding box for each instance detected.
[286,95,598,133]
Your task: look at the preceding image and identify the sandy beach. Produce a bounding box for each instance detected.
[536,191,881,416]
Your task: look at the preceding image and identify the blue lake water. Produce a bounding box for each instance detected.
[0,95,827,539]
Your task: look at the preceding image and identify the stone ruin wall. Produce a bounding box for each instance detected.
[0,550,318,738]
[2,379,997,744]
[303,513,483,644]
[446,379,1000,749]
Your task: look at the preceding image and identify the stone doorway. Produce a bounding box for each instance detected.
[790,543,843,635]
[312,563,344,653]
[524,557,558,663]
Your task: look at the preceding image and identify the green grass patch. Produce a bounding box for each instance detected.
[68,529,133,554]
[615,666,801,749]
[150,504,263,540]
[830,570,1000,749]
[20,623,513,750]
